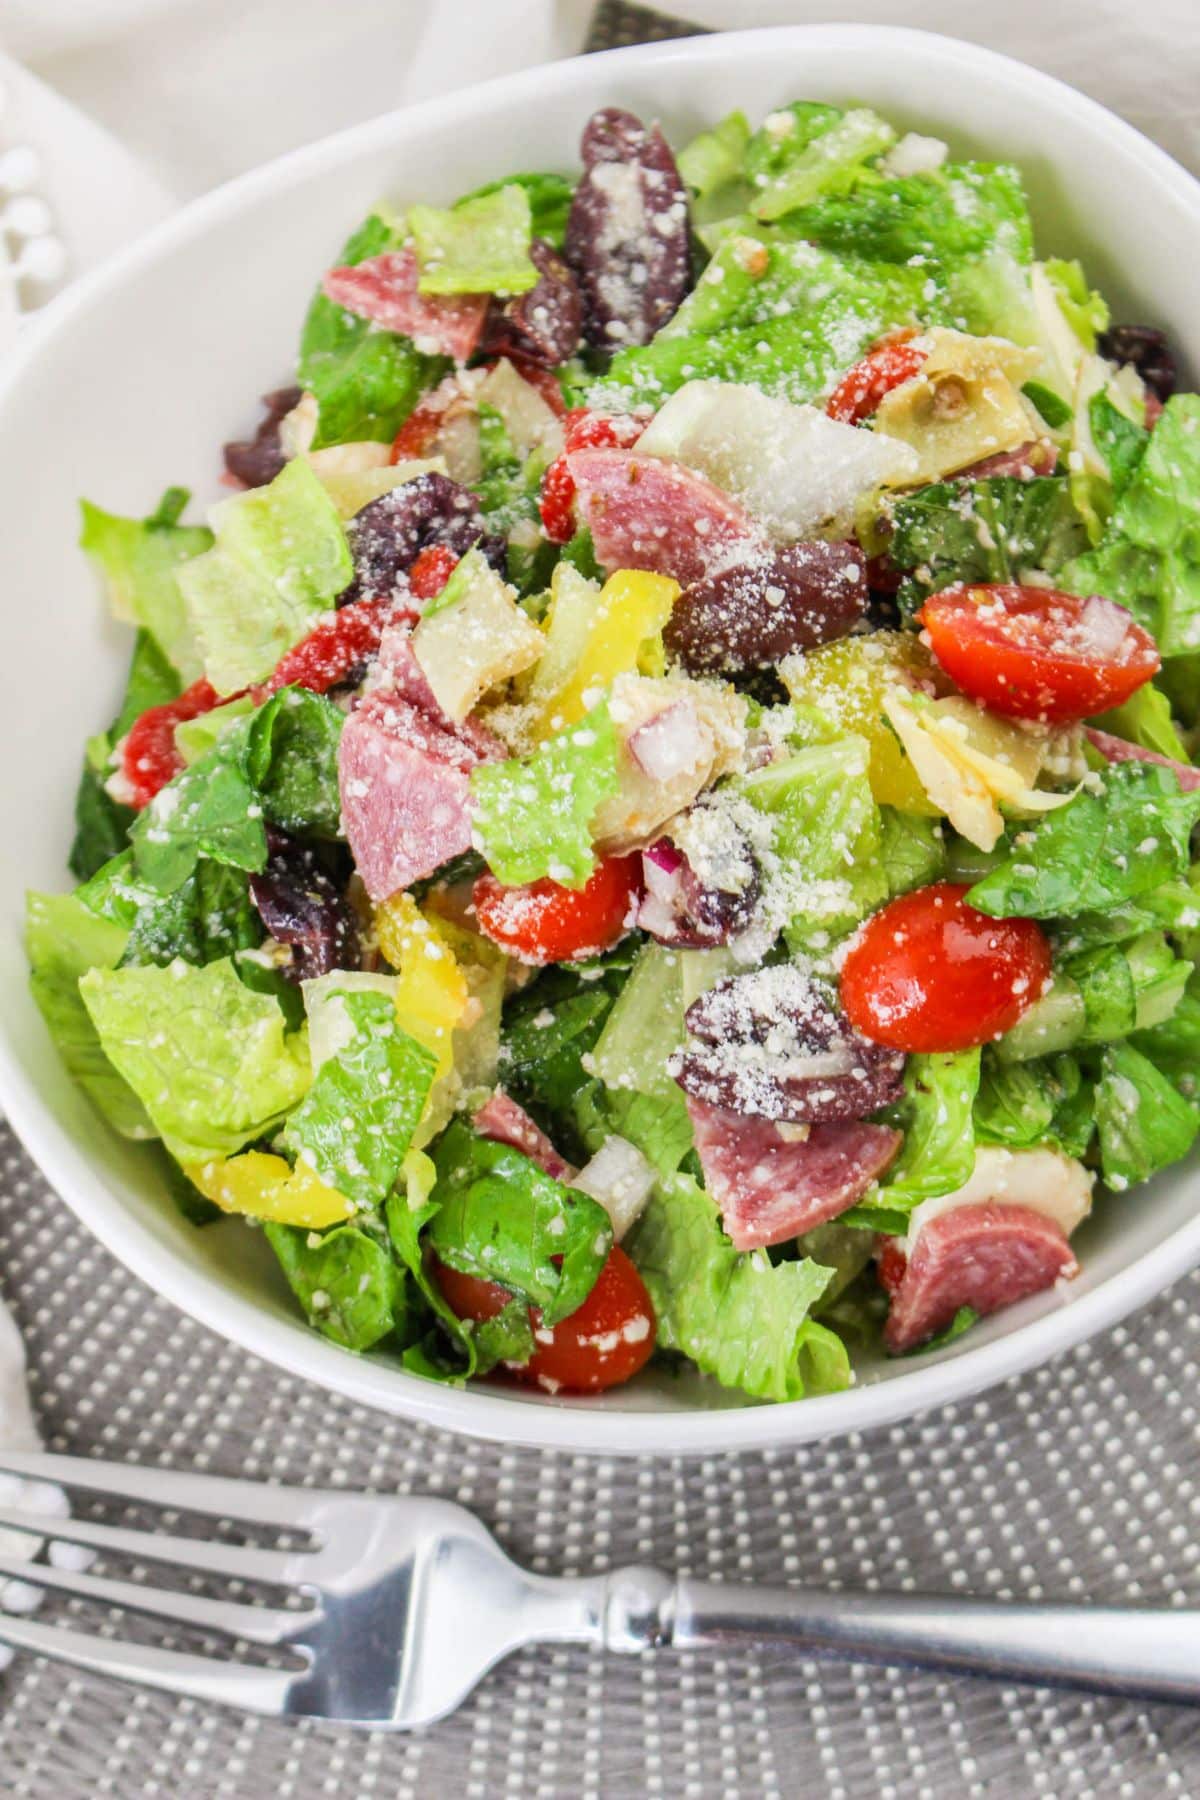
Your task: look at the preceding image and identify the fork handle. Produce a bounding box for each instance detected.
[595,1568,1200,1704]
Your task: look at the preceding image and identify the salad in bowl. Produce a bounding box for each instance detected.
[28,94,1200,1408]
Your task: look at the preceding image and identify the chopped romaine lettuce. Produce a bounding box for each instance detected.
[25,891,153,1139]
[854,1050,980,1222]
[625,1173,848,1402]
[454,171,574,249]
[245,685,344,837]
[878,809,947,897]
[1094,1041,1198,1189]
[968,763,1200,919]
[409,184,538,296]
[80,487,209,683]
[130,717,265,896]
[1043,258,1109,351]
[1061,395,1200,657]
[751,108,895,222]
[69,630,182,882]
[736,736,887,948]
[283,991,436,1210]
[677,108,750,199]
[588,942,732,1100]
[180,458,353,695]
[886,476,1086,613]
[973,1056,1057,1148]
[428,1120,612,1326]
[298,213,448,448]
[79,956,310,1162]
[1091,681,1190,763]
[266,1220,411,1351]
[469,702,619,888]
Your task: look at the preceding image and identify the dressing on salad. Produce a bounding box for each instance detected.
[29,98,1200,1404]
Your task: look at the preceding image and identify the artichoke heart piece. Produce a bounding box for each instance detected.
[883,689,1077,851]
[873,328,1043,484]
[412,549,544,722]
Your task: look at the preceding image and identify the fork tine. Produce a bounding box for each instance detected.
[0,1451,317,1531]
[0,1552,315,1645]
[0,1507,300,1587]
[0,1612,299,1716]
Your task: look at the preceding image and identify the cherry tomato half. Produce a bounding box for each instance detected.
[840,882,1053,1053]
[434,1246,656,1394]
[918,584,1161,724]
[473,854,642,964]
[825,339,927,425]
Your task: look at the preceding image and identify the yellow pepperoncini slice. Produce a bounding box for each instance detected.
[184,1150,355,1229]
[532,568,679,738]
[373,893,472,1083]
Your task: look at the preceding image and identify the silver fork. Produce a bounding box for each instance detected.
[2,1450,1200,1724]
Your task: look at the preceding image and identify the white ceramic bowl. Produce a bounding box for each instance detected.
[1,25,1198,1457]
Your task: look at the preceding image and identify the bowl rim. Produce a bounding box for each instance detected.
[4,21,1200,1458]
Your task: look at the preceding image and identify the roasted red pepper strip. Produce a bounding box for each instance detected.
[408,544,459,601]
[538,409,645,544]
[257,595,414,700]
[119,678,222,809]
[825,341,928,425]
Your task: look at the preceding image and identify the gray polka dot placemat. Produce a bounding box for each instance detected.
[7,1139,1200,1800]
[6,3,1200,1791]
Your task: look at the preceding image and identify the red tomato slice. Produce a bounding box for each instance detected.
[840,882,1052,1053]
[538,451,579,544]
[825,340,927,425]
[434,1246,656,1393]
[120,677,221,808]
[473,855,641,965]
[918,584,1161,723]
[408,544,459,601]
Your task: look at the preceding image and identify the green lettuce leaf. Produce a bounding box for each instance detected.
[1091,681,1190,762]
[78,956,310,1161]
[265,1220,411,1351]
[469,702,619,888]
[588,942,732,1099]
[69,630,183,882]
[677,108,750,199]
[409,184,538,296]
[25,891,153,1139]
[427,1119,612,1326]
[502,987,616,1117]
[298,213,448,448]
[973,1055,1056,1148]
[1043,257,1109,351]
[736,736,887,947]
[1060,394,1200,657]
[968,763,1200,919]
[625,1173,848,1402]
[571,1081,695,1182]
[1094,1040,1198,1190]
[778,161,1035,340]
[879,808,947,897]
[282,991,436,1209]
[129,717,266,896]
[751,107,895,222]
[245,685,344,836]
[79,487,209,683]
[886,476,1086,613]
[455,172,574,248]
[80,849,263,970]
[179,458,353,695]
[1088,391,1149,504]
[878,1050,980,1213]
[1132,973,1200,1100]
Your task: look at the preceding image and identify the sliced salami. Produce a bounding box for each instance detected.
[337,691,499,901]
[322,249,489,363]
[687,1095,901,1251]
[1084,727,1200,792]
[567,447,757,587]
[882,1201,1078,1354]
[473,1091,576,1183]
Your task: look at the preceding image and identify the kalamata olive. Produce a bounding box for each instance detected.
[222,387,303,489]
[664,541,868,678]
[1098,323,1177,403]
[670,962,905,1124]
[346,472,506,599]
[565,106,691,350]
[249,833,361,982]
[637,838,761,949]
[480,238,582,369]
